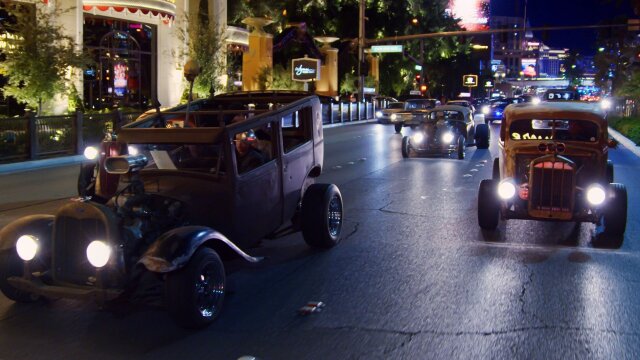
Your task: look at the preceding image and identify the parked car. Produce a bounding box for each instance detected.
[390,98,441,133]
[481,97,524,124]
[401,105,489,160]
[0,91,344,328]
[375,102,405,124]
[477,101,626,247]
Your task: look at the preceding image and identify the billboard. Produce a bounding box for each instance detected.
[446,0,489,31]
[521,58,537,77]
[291,57,321,82]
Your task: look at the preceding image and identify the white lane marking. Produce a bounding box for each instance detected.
[470,169,479,172]
[463,174,473,177]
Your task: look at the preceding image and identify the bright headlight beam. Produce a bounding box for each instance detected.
[412,133,424,143]
[83,146,99,160]
[16,235,39,261]
[532,97,541,105]
[482,106,490,115]
[391,114,397,120]
[375,111,383,118]
[442,132,454,143]
[586,185,606,206]
[601,99,612,110]
[127,146,139,156]
[498,181,517,200]
[86,240,111,268]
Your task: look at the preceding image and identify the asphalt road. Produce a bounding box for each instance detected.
[1,122,639,359]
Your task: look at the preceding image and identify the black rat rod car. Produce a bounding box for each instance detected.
[0,92,344,328]
[477,102,626,246]
[401,105,490,160]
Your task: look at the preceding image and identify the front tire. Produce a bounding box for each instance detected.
[401,136,410,158]
[165,247,226,329]
[0,250,40,303]
[457,136,465,160]
[602,183,627,239]
[301,184,343,249]
[394,123,402,134]
[478,179,500,230]
[475,123,490,149]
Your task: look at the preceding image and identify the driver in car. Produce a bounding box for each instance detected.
[235,130,266,174]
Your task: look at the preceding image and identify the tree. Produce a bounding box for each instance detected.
[0,4,91,115]
[174,10,228,99]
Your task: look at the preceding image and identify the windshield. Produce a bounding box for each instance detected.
[509,119,599,142]
[431,110,464,121]
[128,143,225,175]
[387,103,405,109]
[405,100,434,110]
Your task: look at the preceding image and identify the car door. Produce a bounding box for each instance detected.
[232,120,283,245]
[280,107,315,221]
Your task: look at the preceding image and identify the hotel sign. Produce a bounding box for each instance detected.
[463,74,478,87]
[291,57,321,82]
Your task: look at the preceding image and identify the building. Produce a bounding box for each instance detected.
[1,0,241,114]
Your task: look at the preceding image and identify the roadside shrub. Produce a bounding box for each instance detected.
[609,116,640,145]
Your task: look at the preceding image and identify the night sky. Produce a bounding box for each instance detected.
[491,0,635,54]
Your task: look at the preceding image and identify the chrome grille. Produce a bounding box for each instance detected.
[529,157,575,213]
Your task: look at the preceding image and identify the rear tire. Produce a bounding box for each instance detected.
[394,123,402,134]
[475,123,490,149]
[492,158,500,181]
[602,183,627,239]
[401,136,410,158]
[302,184,343,249]
[478,179,500,230]
[166,247,226,329]
[0,250,40,303]
[457,136,465,160]
[606,160,614,183]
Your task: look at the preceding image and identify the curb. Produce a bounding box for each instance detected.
[0,155,84,175]
[608,127,640,159]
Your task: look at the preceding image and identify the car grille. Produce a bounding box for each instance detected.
[528,156,575,214]
[53,202,119,286]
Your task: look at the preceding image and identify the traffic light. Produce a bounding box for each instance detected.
[420,84,428,94]
[415,74,421,82]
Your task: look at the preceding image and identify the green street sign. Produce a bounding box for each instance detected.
[370,45,403,53]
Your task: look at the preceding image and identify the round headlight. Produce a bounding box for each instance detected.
[498,180,517,200]
[412,133,425,143]
[83,146,99,160]
[442,132,455,144]
[482,106,490,115]
[375,111,383,118]
[532,97,541,105]
[586,184,606,206]
[600,99,612,110]
[390,114,397,120]
[16,235,39,261]
[127,145,139,156]
[86,240,111,268]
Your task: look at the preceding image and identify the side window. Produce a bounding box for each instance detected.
[282,107,312,153]
[234,122,275,174]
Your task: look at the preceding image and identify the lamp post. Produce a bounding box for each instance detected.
[183,58,200,126]
[358,0,365,102]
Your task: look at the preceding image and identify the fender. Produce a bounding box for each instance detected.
[139,226,262,273]
[0,215,54,253]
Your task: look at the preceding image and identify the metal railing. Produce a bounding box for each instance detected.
[0,98,377,164]
[0,110,141,164]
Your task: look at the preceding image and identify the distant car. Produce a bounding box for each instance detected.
[401,105,490,160]
[478,101,626,247]
[481,97,524,124]
[0,91,344,328]
[376,102,405,124]
[390,98,441,133]
[446,99,476,114]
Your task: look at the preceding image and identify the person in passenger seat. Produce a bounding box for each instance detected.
[234,130,265,174]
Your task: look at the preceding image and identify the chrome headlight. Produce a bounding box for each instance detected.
[498,180,517,200]
[376,111,383,118]
[86,240,112,268]
[390,114,397,121]
[482,106,490,115]
[586,184,606,206]
[16,235,39,261]
[412,133,425,143]
[83,146,99,160]
[442,132,455,144]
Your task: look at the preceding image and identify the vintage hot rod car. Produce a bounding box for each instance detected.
[0,92,344,328]
[401,105,490,159]
[389,98,440,133]
[477,102,626,246]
